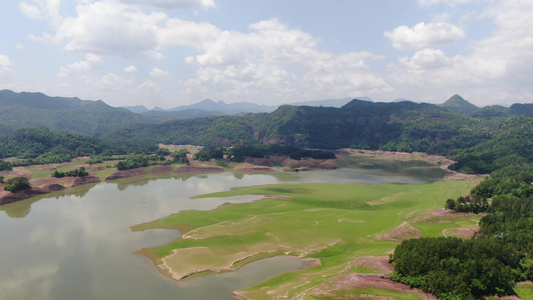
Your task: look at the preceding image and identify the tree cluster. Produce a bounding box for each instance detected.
[393,163,533,298]
[390,237,521,299]
[51,167,89,178]
[3,177,30,193]
[0,127,157,167]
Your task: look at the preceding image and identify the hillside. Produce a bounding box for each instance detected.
[102,99,490,154]
[0,90,157,136]
[439,94,479,115]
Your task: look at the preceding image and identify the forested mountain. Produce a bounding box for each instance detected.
[2,89,533,175]
[0,127,156,165]
[439,94,479,115]
[102,99,488,153]
[0,90,157,136]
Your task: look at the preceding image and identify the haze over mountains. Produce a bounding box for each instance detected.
[0,89,530,141]
[122,97,363,118]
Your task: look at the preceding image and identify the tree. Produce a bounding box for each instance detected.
[4,177,30,192]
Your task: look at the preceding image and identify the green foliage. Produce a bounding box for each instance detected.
[450,117,533,174]
[4,177,30,192]
[0,159,11,171]
[101,100,490,153]
[193,146,225,161]
[227,144,336,162]
[0,90,158,136]
[0,127,157,167]
[116,154,150,171]
[52,167,89,178]
[170,149,190,164]
[391,237,521,299]
[445,196,489,213]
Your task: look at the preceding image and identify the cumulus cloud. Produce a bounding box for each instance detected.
[20,0,63,26]
[123,65,138,73]
[0,55,13,79]
[385,22,465,51]
[149,67,171,77]
[57,1,166,58]
[58,54,103,77]
[120,0,215,10]
[24,1,390,104]
[388,1,533,104]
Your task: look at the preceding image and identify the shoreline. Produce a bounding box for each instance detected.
[0,149,457,206]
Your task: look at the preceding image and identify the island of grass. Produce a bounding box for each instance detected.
[132,175,480,299]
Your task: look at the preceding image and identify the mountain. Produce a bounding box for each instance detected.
[0,90,157,136]
[393,98,416,103]
[440,94,479,115]
[156,98,277,115]
[289,97,366,107]
[102,98,488,152]
[141,109,226,120]
[122,105,149,113]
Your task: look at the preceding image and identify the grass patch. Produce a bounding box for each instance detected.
[311,287,424,299]
[134,178,479,298]
[516,283,533,300]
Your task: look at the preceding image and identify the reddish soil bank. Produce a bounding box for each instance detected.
[0,175,101,205]
[313,256,437,299]
[234,163,273,172]
[105,165,174,180]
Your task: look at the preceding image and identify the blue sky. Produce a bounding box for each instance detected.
[0,0,532,109]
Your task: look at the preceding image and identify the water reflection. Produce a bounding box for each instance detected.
[0,164,443,300]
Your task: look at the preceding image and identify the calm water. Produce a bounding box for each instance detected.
[0,165,442,300]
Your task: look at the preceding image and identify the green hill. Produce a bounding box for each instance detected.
[0,90,157,136]
[102,99,489,155]
[439,94,479,115]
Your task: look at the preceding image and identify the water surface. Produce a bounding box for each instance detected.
[0,164,441,299]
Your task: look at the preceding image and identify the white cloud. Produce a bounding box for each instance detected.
[57,1,166,58]
[24,2,389,104]
[149,67,171,77]
[20,0,64,26]
[418,0,475,7]
[387,1,533,105]
[15,44,25,50]
[385,22,465,51]
[57,54,103,77]
[123,65,138,73]
[120,0,216,10]
[398,48,452,70]
[20,1,43,19]
[176,18,389,103]
[0,55,13,79]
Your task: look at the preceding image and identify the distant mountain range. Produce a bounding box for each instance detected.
[2,89,532,141]
[122,97,373,119]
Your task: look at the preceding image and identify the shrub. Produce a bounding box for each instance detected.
[4,177,30,192]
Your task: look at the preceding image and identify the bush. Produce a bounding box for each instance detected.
[4,177,30,192]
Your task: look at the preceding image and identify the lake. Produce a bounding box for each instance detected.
[0,163,442,299]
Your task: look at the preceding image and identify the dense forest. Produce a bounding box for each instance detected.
[0,127,157,166]
[391,164,533,299]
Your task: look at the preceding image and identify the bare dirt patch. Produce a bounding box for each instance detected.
[376,222,421,241]
[352,256,394,273]
[234,163,273,172]
[443,227,479,238]
[313,273,437,299]
[174,164,224,173]
[106,165,175,180]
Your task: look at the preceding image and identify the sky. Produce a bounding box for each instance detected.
[0,0,532,109]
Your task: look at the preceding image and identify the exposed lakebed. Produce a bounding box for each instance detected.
[0,161,444,300]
